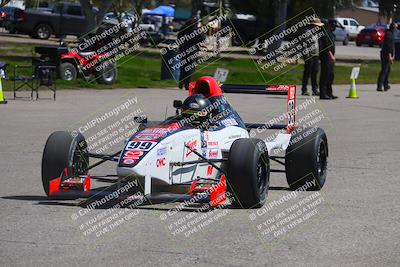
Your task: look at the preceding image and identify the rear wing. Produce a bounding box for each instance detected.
[220,84,297,134]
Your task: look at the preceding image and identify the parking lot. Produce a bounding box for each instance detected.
[0,85,399,266]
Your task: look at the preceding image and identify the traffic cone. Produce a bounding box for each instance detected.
[346,79,359,99]
[0,77,7,104]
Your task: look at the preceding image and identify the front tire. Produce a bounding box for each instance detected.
[59,62,78,80]
[285,127,328,191]
[41,131,89,196]
[227,138,269,208]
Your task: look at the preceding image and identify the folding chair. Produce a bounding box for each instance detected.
[12,65,35,100]
[34,65,57,101]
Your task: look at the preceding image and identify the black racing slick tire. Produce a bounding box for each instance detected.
[227,138,270,208]
[41,131,89,196]
[285,127,328,191]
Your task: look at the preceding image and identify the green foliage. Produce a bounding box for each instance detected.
[2,54,396,91]
[378,0,400,19]
[0,0,10,7]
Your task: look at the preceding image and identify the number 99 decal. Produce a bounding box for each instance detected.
[126,141,156,151]
[287,100,295,126]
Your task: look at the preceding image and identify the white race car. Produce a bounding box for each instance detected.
[41,77,328,208]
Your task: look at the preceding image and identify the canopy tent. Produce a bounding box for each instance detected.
[143,5,175,17]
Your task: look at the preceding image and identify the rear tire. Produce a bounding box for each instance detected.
[343,35,349,46]
[41,131,89,196]
[97,63,117,84]
[285,127,328,191]
[59,62,78,81]
[227,138,269,208]
[34,23,52,39]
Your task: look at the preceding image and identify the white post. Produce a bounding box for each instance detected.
[144,163,151,196]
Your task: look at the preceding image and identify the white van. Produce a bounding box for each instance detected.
[336,17,365,39]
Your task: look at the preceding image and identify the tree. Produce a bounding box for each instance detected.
[79,0,165,32]
[378,0,399,20]
[230,0,289,50]
[0,0,10,7]
[79,0,115,32]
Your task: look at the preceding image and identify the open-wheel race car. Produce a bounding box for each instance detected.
[41,76,328,208]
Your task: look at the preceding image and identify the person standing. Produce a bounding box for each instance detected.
[377,22,397,91]
[301,19,323,96]
[319,19,338,100]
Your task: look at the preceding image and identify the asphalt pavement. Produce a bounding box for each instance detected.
[0,84,399,266]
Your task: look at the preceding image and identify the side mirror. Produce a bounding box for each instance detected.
[173,100,182,109]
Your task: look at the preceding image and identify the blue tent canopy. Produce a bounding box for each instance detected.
[143,5,175,17]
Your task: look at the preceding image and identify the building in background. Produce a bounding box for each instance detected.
[4,0,24,9]
[336,3,384,25]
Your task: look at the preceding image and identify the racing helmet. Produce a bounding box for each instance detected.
[181,94,212,126]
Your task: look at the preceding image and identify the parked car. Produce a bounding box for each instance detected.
[327,18,350,45]
[0,7,7,27]
[336,17,365,39]
[356,28,385,47]
[367,23,387,31]
[13,2,97,39]
[0,6,25,33]
[104,12,136,33]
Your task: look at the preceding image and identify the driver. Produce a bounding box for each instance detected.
[181,94,213,128]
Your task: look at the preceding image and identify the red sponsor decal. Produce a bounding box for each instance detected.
[207,166,213,176]
[156,158,166,167]
[185,140,197,157]
[286,85,297,134]
[123,150,143,165]
[210,175,227,207]
[266,85,290,92]
[207,141,218,147]
[134,125,181,141]
[208,149,218,159]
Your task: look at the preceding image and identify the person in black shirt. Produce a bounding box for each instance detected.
[319,20,338,100]
[301,18,323,96]
[377,22,397,91]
